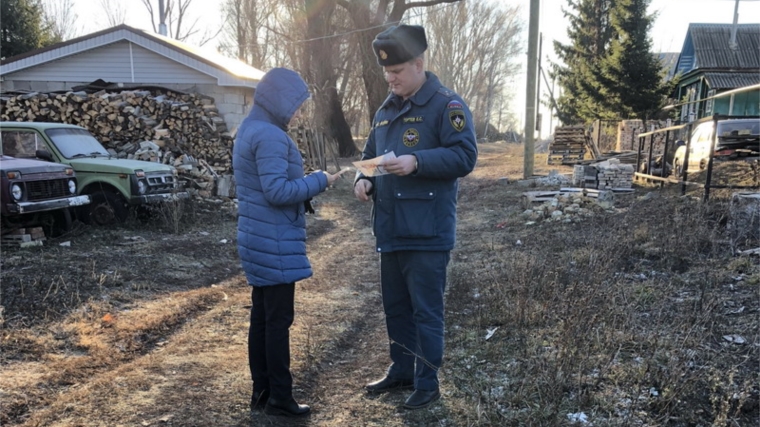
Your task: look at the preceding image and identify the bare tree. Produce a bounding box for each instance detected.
[337,0,463,126]
[41,0,82,40]
[301,0,357,156]
[423,0,522,135]
[139,0,221,44]
[219,0,284,68]
[98,0,127,27]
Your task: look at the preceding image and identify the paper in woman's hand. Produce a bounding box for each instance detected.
[352,151,396,177]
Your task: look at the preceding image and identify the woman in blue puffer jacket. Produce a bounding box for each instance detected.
[233,67,339,417]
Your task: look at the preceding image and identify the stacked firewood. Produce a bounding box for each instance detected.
[0,90,234,181]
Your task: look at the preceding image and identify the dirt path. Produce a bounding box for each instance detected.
[2,147,497,426]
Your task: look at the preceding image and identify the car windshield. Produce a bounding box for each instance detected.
[46,128,110,158]
[717,121,760,141]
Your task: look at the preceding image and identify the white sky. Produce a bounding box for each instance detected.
[68,0,760,134]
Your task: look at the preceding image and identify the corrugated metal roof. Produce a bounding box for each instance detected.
[0,25,264,87]
[703,72,760,89]
[689,23,760,70]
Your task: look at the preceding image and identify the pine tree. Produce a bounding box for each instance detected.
[0,0,60,60]
[552,0,616,124]
[596,0,673,123]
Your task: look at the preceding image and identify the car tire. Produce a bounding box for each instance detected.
[84,191,128,225]
[51,208,73,236]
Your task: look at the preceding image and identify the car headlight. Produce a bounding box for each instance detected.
[11,183,23,201]
[68,179,77,194]
[137,179,147,195]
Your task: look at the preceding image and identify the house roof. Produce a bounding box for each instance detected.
[0,24,264,87]
[703,72,760,89]
[675,23,760,76]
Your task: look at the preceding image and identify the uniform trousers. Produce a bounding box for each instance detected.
[248,283,295,401]
[380,250,450,391]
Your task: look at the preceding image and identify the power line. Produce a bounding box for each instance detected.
[215,2,460,49]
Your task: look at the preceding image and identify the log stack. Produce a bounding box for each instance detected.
[0,89,234,184]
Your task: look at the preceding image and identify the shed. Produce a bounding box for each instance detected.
[0,24,264,132]
[672,23,760,121]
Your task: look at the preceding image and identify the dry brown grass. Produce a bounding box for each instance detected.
[0,142,757,426]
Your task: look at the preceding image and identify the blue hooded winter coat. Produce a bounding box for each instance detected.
[233,68,328,287]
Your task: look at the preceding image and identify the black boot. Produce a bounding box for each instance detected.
[403,388,441,410]
[250,390,269,411]
[365,376,414,394]
[264,397,311,417]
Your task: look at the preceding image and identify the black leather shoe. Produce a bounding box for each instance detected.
[250,390,269,411]
[264,397,311,417]
[403,389,441,410]
[365,376,414,394]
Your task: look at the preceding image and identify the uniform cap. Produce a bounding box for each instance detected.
[372,25,428,66]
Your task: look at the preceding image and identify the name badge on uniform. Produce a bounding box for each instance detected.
[375,120,389,128]
[449,110,466,132]
[403,116,424,123]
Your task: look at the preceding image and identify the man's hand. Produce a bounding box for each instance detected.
[354,179,373,202]
[381,154,417,176]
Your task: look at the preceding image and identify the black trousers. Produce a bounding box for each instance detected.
[248,283,295,401]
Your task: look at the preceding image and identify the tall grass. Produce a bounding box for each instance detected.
[446,195,758,426]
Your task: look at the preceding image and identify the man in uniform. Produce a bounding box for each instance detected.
[353,24,477,410]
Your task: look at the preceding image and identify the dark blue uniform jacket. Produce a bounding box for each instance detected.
[359,72,477,252]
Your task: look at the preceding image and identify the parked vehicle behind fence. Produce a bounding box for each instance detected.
[0,122,188,225]
[673,118,760,176]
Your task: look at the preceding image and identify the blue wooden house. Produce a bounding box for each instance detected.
[673,23,760,121]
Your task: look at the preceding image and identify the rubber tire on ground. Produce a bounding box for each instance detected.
[49,208,73,237]
[84,191,128,225]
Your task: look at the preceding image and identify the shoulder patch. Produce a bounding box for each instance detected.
[449,110,466,132]
[447,100,463,109]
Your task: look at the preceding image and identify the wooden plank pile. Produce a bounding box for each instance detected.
[548,126,588,165]
[1,227,45,248]
[0,89,234,179]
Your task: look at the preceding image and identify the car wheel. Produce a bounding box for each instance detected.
[86,191,128,225]
[50,208,73,236]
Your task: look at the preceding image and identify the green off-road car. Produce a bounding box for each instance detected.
[0,122,188,225]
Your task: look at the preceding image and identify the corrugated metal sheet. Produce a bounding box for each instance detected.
[689,23,760,70]
[703,72,760,89]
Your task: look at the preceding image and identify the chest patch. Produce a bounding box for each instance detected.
[403,116,424,123]
[375,119,389,128]
[449,110,466,132]
[403,128,420,147]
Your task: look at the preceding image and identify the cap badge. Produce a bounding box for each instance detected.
[379,50,388,60]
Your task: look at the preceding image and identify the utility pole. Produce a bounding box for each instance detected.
[523,0,540,178]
